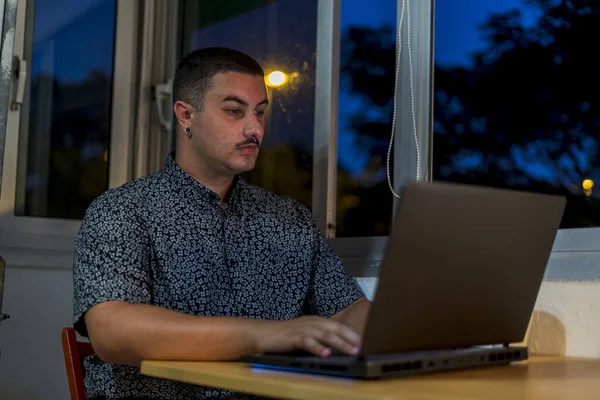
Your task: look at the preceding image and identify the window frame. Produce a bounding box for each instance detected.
[0,0,140,265]
[132,0,179,180]
[312,0,341,239]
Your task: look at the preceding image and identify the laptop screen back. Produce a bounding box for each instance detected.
[361,181,566,356]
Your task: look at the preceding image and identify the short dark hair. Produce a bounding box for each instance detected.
[173,47,264,110]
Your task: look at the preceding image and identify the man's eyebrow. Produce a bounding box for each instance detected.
[222,96,269,107]
[222,96,248,106]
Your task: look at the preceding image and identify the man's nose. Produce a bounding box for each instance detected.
[243,118,264,137]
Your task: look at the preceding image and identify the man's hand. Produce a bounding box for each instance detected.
[253,316,362,357]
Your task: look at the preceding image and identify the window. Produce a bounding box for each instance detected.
[3,0,594,275]
[433,0,600,228]
[0,0,138,254]
[336,0,397,238]
[15,0,117,219]
[178,0,318,209]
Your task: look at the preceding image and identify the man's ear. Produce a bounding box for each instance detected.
[173,100,194,129]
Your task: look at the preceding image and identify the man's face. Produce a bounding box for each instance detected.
[189,72,268,176]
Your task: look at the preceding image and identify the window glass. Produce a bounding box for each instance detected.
[335,0,397,237]
[15,0,117,219]
[433,0,600,228]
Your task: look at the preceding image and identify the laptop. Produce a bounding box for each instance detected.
[242,181,566,379]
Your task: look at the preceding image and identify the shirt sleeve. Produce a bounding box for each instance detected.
[73,191,152,337]
[300,205,365,318]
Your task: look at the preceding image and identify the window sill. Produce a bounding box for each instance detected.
[341,251,600,281]
[0,230,75,269]
[2,230,599,278]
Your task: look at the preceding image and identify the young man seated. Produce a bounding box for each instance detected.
[73,47,370,399]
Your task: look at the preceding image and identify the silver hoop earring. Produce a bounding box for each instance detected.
[184,127,191,136]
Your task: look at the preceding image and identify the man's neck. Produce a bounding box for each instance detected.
[175,152,234,200]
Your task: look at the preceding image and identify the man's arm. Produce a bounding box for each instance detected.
[85,300,362,366]
[85,301,262,366]
[330,297,371,335]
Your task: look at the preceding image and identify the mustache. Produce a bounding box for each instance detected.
[237,137,261,148]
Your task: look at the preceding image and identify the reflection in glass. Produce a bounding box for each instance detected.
[16,0,116,219]
[179,0,317,210]
[336,0,397,237]
[433,0,600,228]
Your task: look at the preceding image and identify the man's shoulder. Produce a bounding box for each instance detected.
[84,171,164,221]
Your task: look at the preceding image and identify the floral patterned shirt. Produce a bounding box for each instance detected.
[73,153,364,399]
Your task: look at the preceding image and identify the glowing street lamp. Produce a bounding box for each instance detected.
[583,178,594,197]
[265,71,289,87]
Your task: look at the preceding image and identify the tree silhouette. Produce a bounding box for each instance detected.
[339,0,600,230]
[340,25,396,157]
[434,0,600,228]
[337,24,397,236]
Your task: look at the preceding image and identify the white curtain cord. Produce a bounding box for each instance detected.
[386,0,421,199]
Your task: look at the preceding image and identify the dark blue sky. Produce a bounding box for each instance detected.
[31,0,115,83]
[435,0,538,67]
[338,0,396,174]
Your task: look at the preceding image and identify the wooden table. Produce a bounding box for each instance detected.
[140,357,600,399]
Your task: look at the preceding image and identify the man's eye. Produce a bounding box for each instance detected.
[255,110,265,117]
[226,109,242,115]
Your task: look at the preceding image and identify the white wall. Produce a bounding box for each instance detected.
[0,265,73,400]
[531,281,600,358]
[0,268,598,400]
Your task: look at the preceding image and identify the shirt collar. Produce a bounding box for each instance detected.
[162,152,245,207]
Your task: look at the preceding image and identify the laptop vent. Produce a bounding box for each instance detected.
[489,351,522,362]
[382,361,423,373]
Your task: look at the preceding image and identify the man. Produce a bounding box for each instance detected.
[73,47,370,399]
